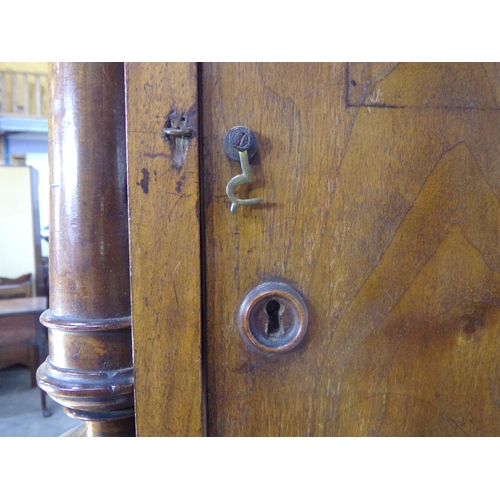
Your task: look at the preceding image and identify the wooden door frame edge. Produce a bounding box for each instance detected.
[125,62,204,436]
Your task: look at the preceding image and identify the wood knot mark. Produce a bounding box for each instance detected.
[458,303,488,344]
[137,168,150,194]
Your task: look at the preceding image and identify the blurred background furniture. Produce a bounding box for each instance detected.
[0,166,46,297]
[0,67,51,420]
[0,275,50,416]
[0,273,33,299]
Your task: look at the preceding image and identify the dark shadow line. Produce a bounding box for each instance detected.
[352,103,500,111]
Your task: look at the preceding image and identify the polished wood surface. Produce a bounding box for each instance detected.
[126,63,203,436]
[37,63,134,436]
[0,296,46,316]
[201,62,500,436]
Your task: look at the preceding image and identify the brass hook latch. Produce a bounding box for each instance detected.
[224,126,263,214]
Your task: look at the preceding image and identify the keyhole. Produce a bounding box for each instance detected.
[265,300,282,335]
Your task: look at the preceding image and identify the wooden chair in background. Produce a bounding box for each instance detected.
[0,274,33,299]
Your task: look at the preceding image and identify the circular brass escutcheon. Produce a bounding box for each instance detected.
[238,282,308,354]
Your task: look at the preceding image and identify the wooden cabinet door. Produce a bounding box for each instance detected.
[201,62,500,437]
[128,63,500,436]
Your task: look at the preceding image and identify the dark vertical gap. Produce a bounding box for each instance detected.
[345,62,350,108]
[29,166,43,297]
[123,63,138,435]
[196,62,209,436]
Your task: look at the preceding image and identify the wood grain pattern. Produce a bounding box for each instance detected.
[201,62,500,436]
[126,63,203,436]
[348,62,500,109]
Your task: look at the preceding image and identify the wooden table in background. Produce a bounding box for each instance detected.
[0,297,51,417]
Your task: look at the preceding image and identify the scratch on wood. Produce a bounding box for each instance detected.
[173,281,179,308]
[144,83,153,97]
[144,153,169,159]
[167,194,187,223]
[172,260,181,277]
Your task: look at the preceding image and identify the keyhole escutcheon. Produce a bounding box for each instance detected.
[238,282,308,354]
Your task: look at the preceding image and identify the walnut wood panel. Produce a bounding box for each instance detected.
[201,62,500,436]
[126,63,203,436]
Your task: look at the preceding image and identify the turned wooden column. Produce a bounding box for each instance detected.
[37,63,135,436]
